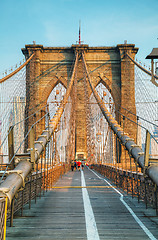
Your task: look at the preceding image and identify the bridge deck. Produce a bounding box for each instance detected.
[6,167,158,240]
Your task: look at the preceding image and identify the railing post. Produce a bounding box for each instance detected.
[50,136,53,188]
[35,162,38,204]
[136,116,139,145]
[151,59,154,82]
[21,189,24,216]
[143,130,151,209]
[40,154,43,198]
[43,151,46,195]
[34,113,36,140]
[144,178,148,209]
[54,130,57,165]
[29,175,32,209]
[155,185,158,215]
[30,126,35,168]
[1,197,8,240]
[10,198,15,227]
[28,126,35,206]
[136,164,140,203]
[46,144,48,192]
[8,126,15,169]
[144,130,151,171]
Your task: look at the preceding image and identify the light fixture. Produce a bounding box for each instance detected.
[146,48,158,86]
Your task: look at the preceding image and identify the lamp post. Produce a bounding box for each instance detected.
[146,48,158,84]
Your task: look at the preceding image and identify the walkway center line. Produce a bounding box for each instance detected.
[52,186,115,189]
[89,168,157,240]
[81,170,100,240]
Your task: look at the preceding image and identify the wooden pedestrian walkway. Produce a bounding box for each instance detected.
[6,167,158,240]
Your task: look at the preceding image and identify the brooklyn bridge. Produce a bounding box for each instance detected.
[0,42,158,239]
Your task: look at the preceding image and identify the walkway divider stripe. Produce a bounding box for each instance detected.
[89,168,157,240]
[81,170,100,240]
[52,186,116,189]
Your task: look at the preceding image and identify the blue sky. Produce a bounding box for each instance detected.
[0,0,158,75]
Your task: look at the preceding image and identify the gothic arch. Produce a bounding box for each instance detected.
[94,76,121,121]
[40,76,67,104]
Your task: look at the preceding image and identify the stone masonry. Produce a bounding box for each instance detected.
[22,43,138,162]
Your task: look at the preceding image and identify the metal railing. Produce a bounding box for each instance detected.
[0,163,70,240]
[92,164,158,215]
[0,52,78,239]
[0,198,7,240]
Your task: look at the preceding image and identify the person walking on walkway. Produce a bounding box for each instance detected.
[81,160,84,170]
[77,161,82,171]
[74,160,77,171]
[71,160,74,171]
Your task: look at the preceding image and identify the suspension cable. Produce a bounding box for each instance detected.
[82,52,158,188]
[126,53,158,79]
[0,103,48,151]
[0,53,35,83]
[126,53,158,87]
[102,98,158,143]
[97,73,158,128]
[0,112,49,182]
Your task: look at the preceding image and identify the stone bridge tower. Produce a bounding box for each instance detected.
[22,43,138,162]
